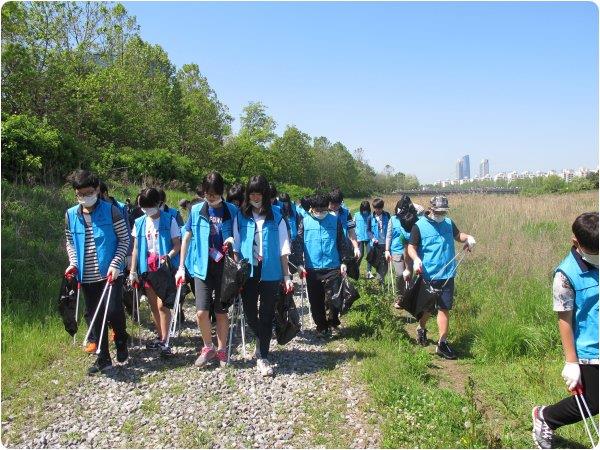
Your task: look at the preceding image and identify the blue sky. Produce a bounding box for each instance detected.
[124,1,598,183]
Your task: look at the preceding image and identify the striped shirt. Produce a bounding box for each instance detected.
[65,202,130,284]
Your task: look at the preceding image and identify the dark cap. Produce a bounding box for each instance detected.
[430,196,449,212]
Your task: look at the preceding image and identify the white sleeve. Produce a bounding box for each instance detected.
[131,223,138,238]
[233,216,241,253]
[278,218,291,256]
[170,217,181,239]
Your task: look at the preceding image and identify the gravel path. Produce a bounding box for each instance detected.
[9,284,381,448]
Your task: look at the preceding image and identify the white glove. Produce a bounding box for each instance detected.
[106,266,119,283]
[128,271,139,285]
[402,269,411,281]
[175,267,186,285]
[284,278,294,293]
[561,362,581,391]
[413,257,423,275]
[385,251,391,262]
[298,265,307,279]
[223,236,234,247]
[466,235,476,251]
[354,246,361,259]
[340,264,347,276]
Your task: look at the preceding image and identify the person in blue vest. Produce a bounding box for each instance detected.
[386,195,419,308]
[407,196,476,359]
[64,170,130,375]
[157,188,185,227]
[532,212,598,449]
[233,175,294,377]
[279,192,299,242]
[370,198,391,283]
[226,183,245,208]
[295,194,348,337]
[129,188,181,356]
[269,182,283,213]
[176,171,237,368]
[354,201,374,278]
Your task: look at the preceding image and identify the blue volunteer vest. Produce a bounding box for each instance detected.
[303,213,341,270]
[332,207,350,238]
[354,212,371,242]
[390,216,408,256]
[415,216,456,281]
[237,208,283,281]
[556,250,599,360]
[370,212,390,242]
[297,206,307,219]
[186,201,237,280]
[67,200,118,282]
[134,211,180,273]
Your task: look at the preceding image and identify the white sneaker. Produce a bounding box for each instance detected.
[256,358,273,377]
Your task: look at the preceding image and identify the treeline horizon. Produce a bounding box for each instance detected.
[1,2,420,197]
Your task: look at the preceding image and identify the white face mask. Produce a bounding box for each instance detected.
[313,211,328,220]
[142,207,159,217]
[432,213,446,223]
[250,200,262,209]
[580,250,599,267]
[78,194,97,208]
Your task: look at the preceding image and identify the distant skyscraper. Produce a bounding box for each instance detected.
[461,155,470,179]
[456,159,463,180]
[479,159,489,178]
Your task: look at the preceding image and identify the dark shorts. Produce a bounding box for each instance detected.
[193,260,227,314]
[429,277,455,310]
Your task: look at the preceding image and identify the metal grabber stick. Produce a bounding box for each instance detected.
[95,274,115,355]
[572,385,599,448]
[165,278,184,348]
[83,276,111,347]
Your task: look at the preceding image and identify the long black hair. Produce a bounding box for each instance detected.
[242,175,272,217]
[359,200,371,214]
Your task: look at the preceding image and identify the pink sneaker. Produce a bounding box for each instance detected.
[216,349,227,367]
[194,346,216,368]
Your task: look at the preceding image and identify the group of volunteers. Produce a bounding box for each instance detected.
[63,168,598,449]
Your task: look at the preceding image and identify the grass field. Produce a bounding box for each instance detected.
[2,184,598,447]
[344,191,598,447]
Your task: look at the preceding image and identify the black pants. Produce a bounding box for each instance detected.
[81,277,126,361]
[306,268,340,331]
[241,264,280,358]
[375,244,388,282]
[357,241,371,272]
[544,364,599,429]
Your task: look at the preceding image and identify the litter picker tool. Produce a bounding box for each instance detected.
[288,261,311,331]
[82,276,111,347]
[95,274,115,355]
[572,385,599,448]
[165,277,184,348]
[227,294,247,363]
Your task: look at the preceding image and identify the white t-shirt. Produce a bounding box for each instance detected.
[233,212,290,266]
[132,216,181,255]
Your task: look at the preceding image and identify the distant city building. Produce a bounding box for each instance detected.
[456,159,463,180]
[479,159,489,178]
[461,155,471,179]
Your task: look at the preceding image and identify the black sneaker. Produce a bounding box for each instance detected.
[146,339,162,350]
[115,334,129,363]
[159,342,172,357]
[316,328,331,339]
[417,328,428,346]
[87,358,112,376]
[436,341,458,360]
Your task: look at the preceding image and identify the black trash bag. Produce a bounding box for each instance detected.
[324,271,344,311]
[397,194,419,233]
[340,277,360,315]
[57,276,78,336]
[400,276,439,320]
[122,277,135,317]
[220,255,251,308]
[366,245,384,271]
[144,255,177,309]
[274,286,300,345]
